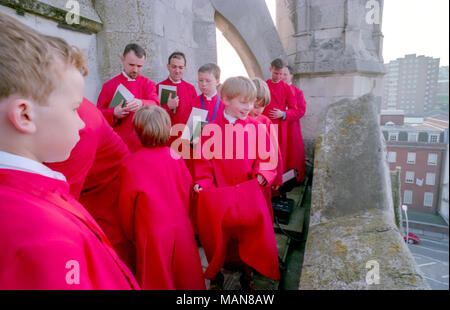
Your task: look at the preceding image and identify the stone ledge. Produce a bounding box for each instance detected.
[0,0,102,33]
[299,210,430,290]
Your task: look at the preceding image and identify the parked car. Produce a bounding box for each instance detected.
[404,233,420,244]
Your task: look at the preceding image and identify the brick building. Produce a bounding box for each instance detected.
[381,110,449,214]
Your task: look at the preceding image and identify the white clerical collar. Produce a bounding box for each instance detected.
[122,71,136,81]
[204,92,217,101]
[223,111,238,124]
[0,150,66,181]
[169,76,182,84]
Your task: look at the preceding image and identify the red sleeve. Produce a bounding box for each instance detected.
[193,157,216,190]
[97,83,117,126]
[1,240,94,290]
[254,123,278,187]
[284,84,300,123]
[142,80,160,106]
[286,87,307,123]
[118,165,137,243]
[296,88,307,119]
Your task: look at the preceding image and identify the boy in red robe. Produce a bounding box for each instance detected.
[97,43,160,152]
[249,78,284,220]
[264,59,298,173]
[46,98,135,270]
[282,65,307,182]
[0,14,139,289]
[118,105,205,290]
[193,77,279,290]
[177,63,225,175]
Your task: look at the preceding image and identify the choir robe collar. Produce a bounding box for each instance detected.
[168,76,182,84]
[223,111,238,124]
[0,150,66,181]
[203,91,217,101]
[122,71,136,81]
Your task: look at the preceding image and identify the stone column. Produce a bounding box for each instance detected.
[276,0,386,160]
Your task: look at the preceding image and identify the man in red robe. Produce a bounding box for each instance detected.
[0,16,139,289]
[264,59,298,173]
[157,51,198,128]
[46,98,135,271]
[282,65,307,182]
[193,77,279,290]
[97,43,160,152]
[119,106,205,290]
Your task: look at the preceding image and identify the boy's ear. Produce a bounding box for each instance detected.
[7,99,37,134]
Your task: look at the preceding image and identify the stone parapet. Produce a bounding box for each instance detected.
[299,94,430,289]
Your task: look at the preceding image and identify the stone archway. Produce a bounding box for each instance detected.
[210,0,287,80]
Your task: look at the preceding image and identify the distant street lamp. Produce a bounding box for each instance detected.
[402,205,409,244]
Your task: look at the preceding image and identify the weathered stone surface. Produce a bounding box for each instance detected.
[299,94,430,289]
[0,0,102,33]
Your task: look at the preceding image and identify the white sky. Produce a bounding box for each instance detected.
[382,0,449,66]
[217,0,449,81]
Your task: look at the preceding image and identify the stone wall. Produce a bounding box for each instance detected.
[94,0,217,90]
[299,94,429,289]
[0,0,103,103]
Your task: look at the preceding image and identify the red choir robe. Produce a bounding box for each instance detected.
[264,80,298,173]
[97,74,160,152]
[286,85,307,182]
[251,114,285,220]
[118,147,205,290]
[156,78,198,126]
[0,169,139,290]
[47,98,135,271]
[182,93,226,175]
[193,116,280,280]
[156,78,198,149]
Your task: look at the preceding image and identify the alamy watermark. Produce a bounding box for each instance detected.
[65,260,80,285]
[169,122,279,171]
[365,0,381,25]
[65,0,80,25]
[366,260,380,285]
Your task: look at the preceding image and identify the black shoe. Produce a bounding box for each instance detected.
[209,272,224,290]
[240,271,255,291]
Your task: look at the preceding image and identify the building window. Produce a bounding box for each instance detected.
[389,132,399,142]
[405,171,415,184]
[408,132,418,142]
[424,192,434,207]
[404,190,413,204]
[428,153,438,165]
[407,152,416,164]
[429,134,439,143]
[426,173,436,186]
[387,152,397,163]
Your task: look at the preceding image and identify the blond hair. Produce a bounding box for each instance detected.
[251,77,271,107]
[220,76,257,102]
[0,13,86,105]
[133,105,171,147]
[43,35,88,77]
